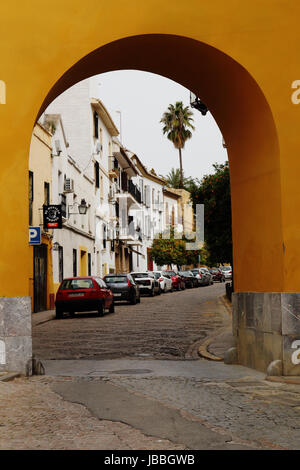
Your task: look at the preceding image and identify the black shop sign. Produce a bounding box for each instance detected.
[43,205,62,229]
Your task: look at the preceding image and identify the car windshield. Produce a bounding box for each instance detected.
[104,276,127,283]
[60,278,94,290]
[164,271,176,276]
[222,267,231,271]
[132,273,150,278]
[154,273,161,279]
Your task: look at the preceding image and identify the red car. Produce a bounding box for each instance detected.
[55,276,114,319]
[163,270,185,291]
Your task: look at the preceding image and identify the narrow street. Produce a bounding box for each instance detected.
[32,283,227,361]
[0,285,297,450]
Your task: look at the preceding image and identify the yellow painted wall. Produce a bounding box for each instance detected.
[79,246,87,276]
[29,124,55,310]
[0,1,300,294]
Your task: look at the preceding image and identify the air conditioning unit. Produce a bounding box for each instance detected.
[55,140,62,155]
[64,178,74,193]
[95,141,102,154]
[108,185,115,200]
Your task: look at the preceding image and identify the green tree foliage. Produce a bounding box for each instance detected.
[160,102,195,188]
[189,162,232,266]
[150,227,202,268]
[162,167,199,192]
[163,168,182,189]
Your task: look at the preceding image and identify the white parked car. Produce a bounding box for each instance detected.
[130,272,161,296]
[152,271,173,293]
[220,266,232,279]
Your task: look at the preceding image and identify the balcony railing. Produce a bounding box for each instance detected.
[128,180,141,204]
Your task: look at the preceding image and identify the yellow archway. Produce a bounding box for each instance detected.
[0,1,299,375]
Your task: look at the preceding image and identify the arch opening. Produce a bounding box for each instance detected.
[37,34,282,294]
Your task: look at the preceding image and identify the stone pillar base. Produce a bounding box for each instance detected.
[0,297,32,375]
[233,292,300,375]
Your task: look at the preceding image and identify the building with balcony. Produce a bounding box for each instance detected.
[42,114,96,289]
[110,138,142,273]
[44,79,119,279]
[28,123,55,312]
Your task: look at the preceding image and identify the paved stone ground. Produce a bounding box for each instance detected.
[0,376,186,450]
[2,284,300,450]
[33,283,227,361]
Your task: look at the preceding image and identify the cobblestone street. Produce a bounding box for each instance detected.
[1,284,300,450]
[33,283,227,361]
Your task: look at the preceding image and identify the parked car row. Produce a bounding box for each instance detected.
[54,266,232,319]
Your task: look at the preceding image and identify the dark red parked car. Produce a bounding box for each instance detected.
[55,276,114,319]
[209,268,225,282]
[163,270,185,290]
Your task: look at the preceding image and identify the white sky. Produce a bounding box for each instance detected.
[90,70,227,180]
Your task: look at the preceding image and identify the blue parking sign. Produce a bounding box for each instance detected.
[29,227,41,245]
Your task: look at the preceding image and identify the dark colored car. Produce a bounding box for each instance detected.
[163,270,185,291]
[55,276,114,319]
[178,271,198,288]
[209,268,225,282]
[103,273,141,305]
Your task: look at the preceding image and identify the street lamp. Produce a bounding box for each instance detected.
[68,199,89,216]
[78,199,88,215]
[190,92,208,116]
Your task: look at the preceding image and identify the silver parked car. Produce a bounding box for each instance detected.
[191,269,205,286]
[200,267,214,285]
[220,266,232,280]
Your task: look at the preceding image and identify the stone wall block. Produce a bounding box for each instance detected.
[252,293,264,331]
[281,293,300,335]
[238,327,256,369]
[0,297,32,337]
[2,336,32,375]
[245,293,254,327]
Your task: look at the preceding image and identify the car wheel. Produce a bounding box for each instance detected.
[69,310,75,317]
[98,302,104,317]
[56,308,63,319]
[109,301,115,313]
[130,292,137,304]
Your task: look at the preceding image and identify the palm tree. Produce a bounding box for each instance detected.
[163,168,184,189]
[160,102,195,188]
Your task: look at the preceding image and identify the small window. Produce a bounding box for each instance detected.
[95,162,100,188]
[44,182,50,205]
[94,111,99,138]
[88,253,91,276]
[61,194,67,218]
[103,225,106,249]
[73,249,77,277]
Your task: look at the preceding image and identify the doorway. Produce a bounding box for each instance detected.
[33,244,47,312]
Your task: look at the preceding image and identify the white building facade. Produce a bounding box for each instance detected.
[129,155,180,272]
[44,78,120,283]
